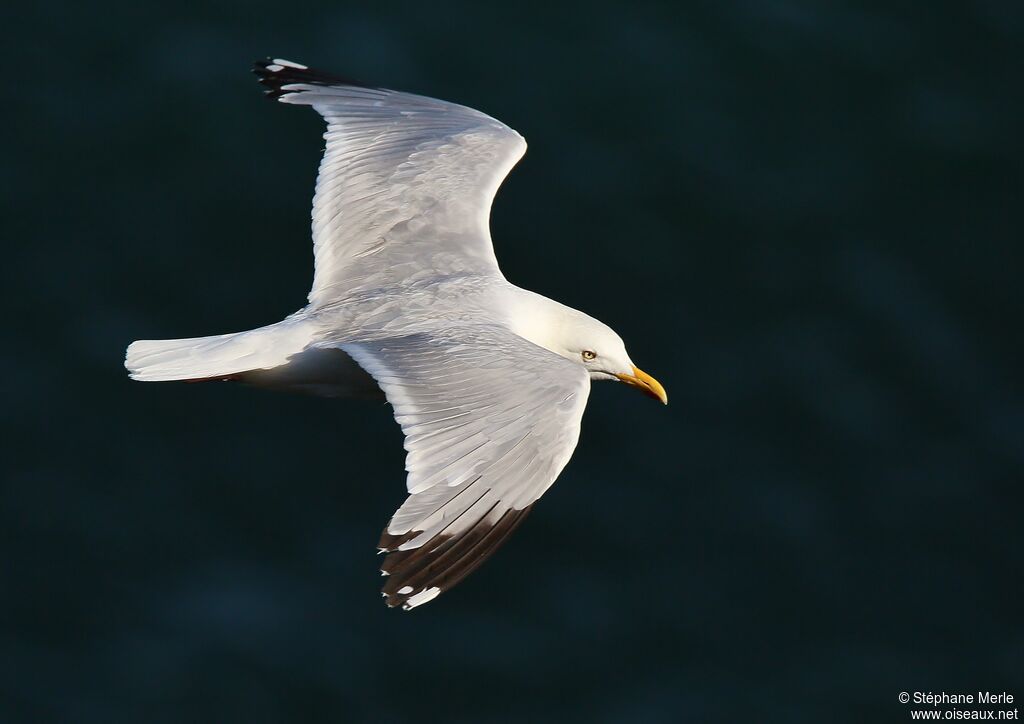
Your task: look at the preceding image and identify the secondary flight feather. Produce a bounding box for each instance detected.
[125,58,667,610]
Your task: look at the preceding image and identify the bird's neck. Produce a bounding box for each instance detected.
[502,285,586,355]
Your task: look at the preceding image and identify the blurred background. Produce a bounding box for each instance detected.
[3,1,1022,722]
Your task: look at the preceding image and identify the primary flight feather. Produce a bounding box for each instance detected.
[125,58,667,610]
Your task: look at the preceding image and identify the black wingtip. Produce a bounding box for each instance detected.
[252,57,373,99]
[378,505,535,611]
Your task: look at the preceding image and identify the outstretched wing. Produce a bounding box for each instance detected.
[254,59,527,307]
[339,327,590,610]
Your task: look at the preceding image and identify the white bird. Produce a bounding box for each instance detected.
[125,58,667,610]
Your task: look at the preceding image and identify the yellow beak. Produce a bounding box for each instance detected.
[615,365,668,405]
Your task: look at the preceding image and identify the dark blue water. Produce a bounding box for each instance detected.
[4,2,1022,722]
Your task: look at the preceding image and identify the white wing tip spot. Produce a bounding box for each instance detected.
[272,58,307,69]
[402,587,441,610]
[397,585,414,595]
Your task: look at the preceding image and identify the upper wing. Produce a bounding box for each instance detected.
[339,327,590,610]
[254,59,527,307]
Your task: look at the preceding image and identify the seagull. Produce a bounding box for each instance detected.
[125,58,667,610]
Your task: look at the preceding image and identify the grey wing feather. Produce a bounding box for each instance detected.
[254,60,527,306]
[339,327,590,610]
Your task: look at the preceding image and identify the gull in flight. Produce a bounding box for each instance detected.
[125,58,667,610]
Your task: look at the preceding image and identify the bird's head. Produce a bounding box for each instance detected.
[557,315,667,404]
[511,292,667,404]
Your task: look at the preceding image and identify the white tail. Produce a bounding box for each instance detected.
[125,317,317,382]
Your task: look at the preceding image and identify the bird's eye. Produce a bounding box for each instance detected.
[581,350,597,361]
